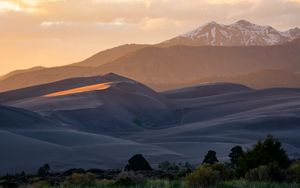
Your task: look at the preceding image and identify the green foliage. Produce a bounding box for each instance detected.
[185,165,221,188]
[210,163,234,181]
[64,172,96,186]
[158,161,174,171]
[245,164,287,182]
[216,180,300,188]
[238,135,290,176]
[229,146,244,169]
[288,161,300,183]
[202,150,219,165]
[115,171,145,186]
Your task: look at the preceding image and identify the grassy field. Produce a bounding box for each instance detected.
[23,179,300,188]
[215,180,300,188]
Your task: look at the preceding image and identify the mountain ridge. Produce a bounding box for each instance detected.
[160,20,300,46]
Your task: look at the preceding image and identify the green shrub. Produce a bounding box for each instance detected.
[115,171,145,186]
[185,165,220,188]
[288,161,300,183]
[210,163,234,181]
[245,164,286,182]
[64,172,96,186]
[216,180,300,188]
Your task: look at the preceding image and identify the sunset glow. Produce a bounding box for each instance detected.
[0,0,300,75]
[45,82,112,97]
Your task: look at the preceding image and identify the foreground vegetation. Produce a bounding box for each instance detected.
[7,179,299,188]
[1,135,299,188]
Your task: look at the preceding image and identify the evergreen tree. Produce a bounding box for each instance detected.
[202,150,219,164]
[229,145,244,168]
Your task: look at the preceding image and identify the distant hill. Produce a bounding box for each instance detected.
[97,43,300,88]
[0,66,45,81]
[72,44,148,67]
[152,69,300,91]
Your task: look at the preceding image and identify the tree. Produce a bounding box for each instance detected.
[202,150,219,165]
[229,146,244,168]
[158,161,172,171]
[238,135,290,176]
[37,164,50,177]
[125,154,153,171]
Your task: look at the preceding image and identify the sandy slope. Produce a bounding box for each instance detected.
[0,75,299,174]
[0,105,181,174]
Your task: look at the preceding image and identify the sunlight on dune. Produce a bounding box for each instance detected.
[45,82,113,97]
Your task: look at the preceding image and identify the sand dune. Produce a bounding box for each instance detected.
[45,82,113,97]
[0,75,299,173]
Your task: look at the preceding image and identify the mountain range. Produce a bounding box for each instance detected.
[161,20,300,46]
[0,20,300,92]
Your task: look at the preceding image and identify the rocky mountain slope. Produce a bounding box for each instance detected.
[160,20,300,46]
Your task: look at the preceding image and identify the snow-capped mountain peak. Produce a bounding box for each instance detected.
[161,20,300,46]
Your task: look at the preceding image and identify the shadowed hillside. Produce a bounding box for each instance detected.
[0,40,300,92]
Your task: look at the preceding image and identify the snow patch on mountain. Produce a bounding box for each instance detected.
[162,20,300,46]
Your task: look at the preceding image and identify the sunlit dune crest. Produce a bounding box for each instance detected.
[45,82,113,97]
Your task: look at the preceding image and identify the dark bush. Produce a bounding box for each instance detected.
[115,171,144,186]
[115,177,136,186]
[125,154,153,171]
[37,164,50,177]
[63,168,86,176]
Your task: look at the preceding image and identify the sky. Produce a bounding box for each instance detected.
[0,0,300,75]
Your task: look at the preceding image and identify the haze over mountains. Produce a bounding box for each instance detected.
[0,20,300,92]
